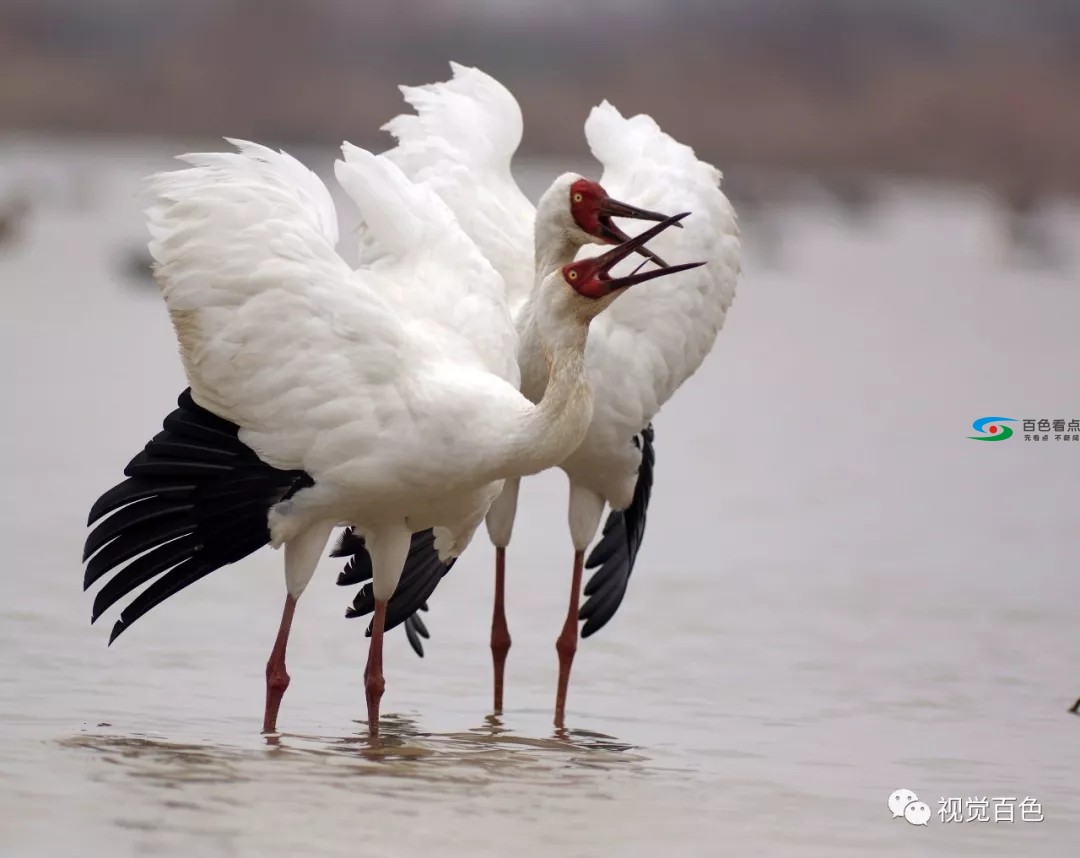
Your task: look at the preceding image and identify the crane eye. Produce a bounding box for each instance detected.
[568,270,578,280]
[572,193,583,203]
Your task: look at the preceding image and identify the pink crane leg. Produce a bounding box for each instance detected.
[263,594,297,734]
[554,550,584,727]
[365,600,388,738]
[491,547,512,713]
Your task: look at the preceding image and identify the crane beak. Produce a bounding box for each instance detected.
[596,196,682,268]
[605,259,705,291]
[593,212,703,290]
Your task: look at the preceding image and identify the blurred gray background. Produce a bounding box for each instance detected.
[2,0,1079,190]
[2,0,1078,267]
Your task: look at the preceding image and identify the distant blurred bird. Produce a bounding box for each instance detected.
[81,138,697,736]
[0,195,31,251]
[338,64,741,725]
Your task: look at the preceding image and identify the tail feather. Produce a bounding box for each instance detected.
[83,388,312,642]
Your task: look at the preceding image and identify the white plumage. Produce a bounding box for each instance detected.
[561,101,741,509]
[87,134,687,734]
[149,141,521,574]
[382,62,537,316]
[376,63,741,721]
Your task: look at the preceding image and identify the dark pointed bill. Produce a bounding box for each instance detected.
[597,196,682,267]
[606,260,705,290]
[588,212,703,290]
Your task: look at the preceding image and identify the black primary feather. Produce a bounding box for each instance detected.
[82,388,312,643]
[337,527,453,657]
[578,423,655,638]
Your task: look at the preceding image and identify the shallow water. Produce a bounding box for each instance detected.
[1,138,1079,856]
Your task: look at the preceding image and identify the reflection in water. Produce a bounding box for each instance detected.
[60,716,646,796]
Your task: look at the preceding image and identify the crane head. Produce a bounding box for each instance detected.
[562,213,703,300]
[568,178,678,268]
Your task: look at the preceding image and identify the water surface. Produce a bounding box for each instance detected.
[1,139,1078,856]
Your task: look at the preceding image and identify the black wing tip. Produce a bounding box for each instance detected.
[107,620,127,645]
[83,387,312,640]
[330,526,366,559]
[340,529,447,659]
[90,596,109,626]
[404,618,426,658]
[577,424,655,637]
[410,614,430,639]
[336,559,372,587]
[580,617,604,639]
[578,571,629,637]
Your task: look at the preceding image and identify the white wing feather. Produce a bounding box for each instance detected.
[566,102,741,499]
[147,140,411,474]
[378,62,536,316]
[336,143,519,388]
[147,139,522,496]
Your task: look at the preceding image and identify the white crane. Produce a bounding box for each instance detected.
[339,64,741,725]
[81,139,698,736]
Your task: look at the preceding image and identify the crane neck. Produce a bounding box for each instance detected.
[533,216,581,290]
[485,201,596,480]
[517,214,589,405]
[501,328,594,479]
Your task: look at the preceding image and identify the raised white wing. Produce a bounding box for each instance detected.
[573,102,741,468]
[147,139,416,473]
[336,143,519,388]
[378,62,536,316]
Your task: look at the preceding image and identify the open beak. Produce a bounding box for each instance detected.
[591,212,704,290]
[596,196,682,267]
